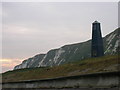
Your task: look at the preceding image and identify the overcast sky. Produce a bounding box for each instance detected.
[2,2,118,72]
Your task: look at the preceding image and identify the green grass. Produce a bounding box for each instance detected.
[2,54,119,83]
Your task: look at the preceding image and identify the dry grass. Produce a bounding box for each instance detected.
[2,55,119,83]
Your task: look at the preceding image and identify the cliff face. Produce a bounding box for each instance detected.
[38,40,91,67]
[14,28,119,70]
[103,28,119,55]
[14,54,45,69]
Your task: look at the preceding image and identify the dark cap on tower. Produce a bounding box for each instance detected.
[93,20,100,24]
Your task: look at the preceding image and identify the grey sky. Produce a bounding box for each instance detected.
[2,2,118,60]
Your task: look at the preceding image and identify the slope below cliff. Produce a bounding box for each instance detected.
[3,55,119,83]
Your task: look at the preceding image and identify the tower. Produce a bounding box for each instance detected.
[91,21,104,57]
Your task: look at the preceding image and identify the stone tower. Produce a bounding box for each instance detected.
[91,21,104,57]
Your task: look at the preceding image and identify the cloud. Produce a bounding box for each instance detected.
[1,58,22,72]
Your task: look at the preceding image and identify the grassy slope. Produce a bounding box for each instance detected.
[2,55,119,83]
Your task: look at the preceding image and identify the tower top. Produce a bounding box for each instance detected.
[93,20,100,24]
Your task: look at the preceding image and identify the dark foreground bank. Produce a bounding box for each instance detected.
[2,71,120,89]
[1,87,120,90]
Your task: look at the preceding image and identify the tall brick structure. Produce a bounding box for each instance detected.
[91,21,104,57]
